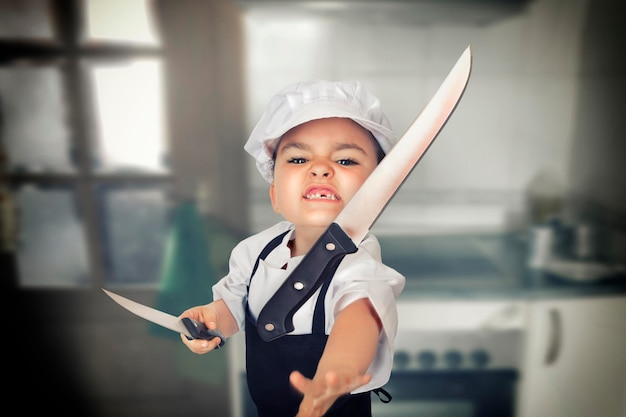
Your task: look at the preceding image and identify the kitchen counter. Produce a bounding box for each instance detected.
[377,232,626,301]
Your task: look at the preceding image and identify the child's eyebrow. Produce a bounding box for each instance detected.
[335,142,368,155]
[278,141,368,155]
[278,142,309,154]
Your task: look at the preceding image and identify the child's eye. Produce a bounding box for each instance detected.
[287,157,307,164]
[337,158,358,166]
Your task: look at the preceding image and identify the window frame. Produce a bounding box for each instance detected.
[1,0,172,290]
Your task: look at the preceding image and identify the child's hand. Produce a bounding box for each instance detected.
[179,305,222,353]
[290,367,372,417]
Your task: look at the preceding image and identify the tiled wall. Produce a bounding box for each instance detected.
[241,0,619,234]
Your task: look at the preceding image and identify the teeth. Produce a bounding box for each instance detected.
[305,193,338,200]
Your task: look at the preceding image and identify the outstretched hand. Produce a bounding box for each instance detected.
[290,367,372,417]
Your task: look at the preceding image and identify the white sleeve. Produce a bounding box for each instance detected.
[325,235,406,393]
[211,239,254,331]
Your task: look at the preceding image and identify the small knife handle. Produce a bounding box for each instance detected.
[182,317,226,349]
[256,223,358,342]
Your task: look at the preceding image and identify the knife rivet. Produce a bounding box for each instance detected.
[293,282,304,290]
[264,323,275,331]
[326,243,336,251]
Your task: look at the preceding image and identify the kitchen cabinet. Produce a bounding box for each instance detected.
[516,295,626,417]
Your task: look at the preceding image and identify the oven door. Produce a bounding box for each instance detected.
[372,370,519,417]
[240,370,518,417]
[372,401,473,417]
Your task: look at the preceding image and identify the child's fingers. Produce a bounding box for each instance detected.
[289,370,312,394]
[179,333,220,354]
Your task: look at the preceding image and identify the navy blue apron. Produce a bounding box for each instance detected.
[244,231,387,417]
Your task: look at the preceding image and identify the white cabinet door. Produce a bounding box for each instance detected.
[517,296,626,417]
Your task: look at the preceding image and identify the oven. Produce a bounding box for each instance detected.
[371,300,526,417]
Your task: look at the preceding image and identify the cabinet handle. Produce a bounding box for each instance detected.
[545,308,562,365]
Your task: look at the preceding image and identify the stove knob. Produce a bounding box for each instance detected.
[417,350,437,369]
[394,350,411,369]
[470,349,490,368]
[444,350,463,369]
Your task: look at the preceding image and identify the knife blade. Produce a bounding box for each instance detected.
[102,288,226,348]
[256,46,472,341]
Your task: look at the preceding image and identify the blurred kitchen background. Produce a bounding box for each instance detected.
[1,0,625,416]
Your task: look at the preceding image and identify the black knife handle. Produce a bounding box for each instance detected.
[256,223,358,342]
[182,317,226,349]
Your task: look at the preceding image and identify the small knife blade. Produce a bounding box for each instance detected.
[102,288,226,348]
[256,46,472,341]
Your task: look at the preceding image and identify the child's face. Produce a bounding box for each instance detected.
[269,117,379,231]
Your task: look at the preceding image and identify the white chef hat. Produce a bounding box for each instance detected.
[244,80,396,182]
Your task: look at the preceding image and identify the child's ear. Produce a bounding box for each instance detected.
[269,183,280,214]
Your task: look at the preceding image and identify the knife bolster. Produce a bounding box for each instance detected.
[256,223,358,342]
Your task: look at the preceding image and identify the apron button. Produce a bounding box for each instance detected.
[293,282,304,290]
[264,323,275,331]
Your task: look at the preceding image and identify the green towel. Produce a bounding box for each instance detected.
[150,201,240,386]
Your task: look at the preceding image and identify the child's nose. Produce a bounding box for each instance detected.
[310,161,332,178]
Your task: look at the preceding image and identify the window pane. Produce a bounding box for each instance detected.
[82,0,160,46]
[0,65,75,173]
[99,185,170,284]
[16,185,89,288]
[88,58,169,173]
[0,0,55,40]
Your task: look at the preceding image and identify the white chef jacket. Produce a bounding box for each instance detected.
[213,220,405,393]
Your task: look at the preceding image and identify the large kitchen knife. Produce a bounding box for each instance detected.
[102,288,226,348]
[256,46,472,341]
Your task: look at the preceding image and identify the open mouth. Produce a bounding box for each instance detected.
[304,192,339,200]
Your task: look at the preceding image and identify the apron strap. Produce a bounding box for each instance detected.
[373,387,392,403]
[311,257,341,334]
[248,230,289,285]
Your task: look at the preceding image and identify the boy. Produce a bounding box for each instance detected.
[181,80,405,417]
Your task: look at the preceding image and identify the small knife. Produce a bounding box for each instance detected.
[256,46,472,341]
[102,288,226,348]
